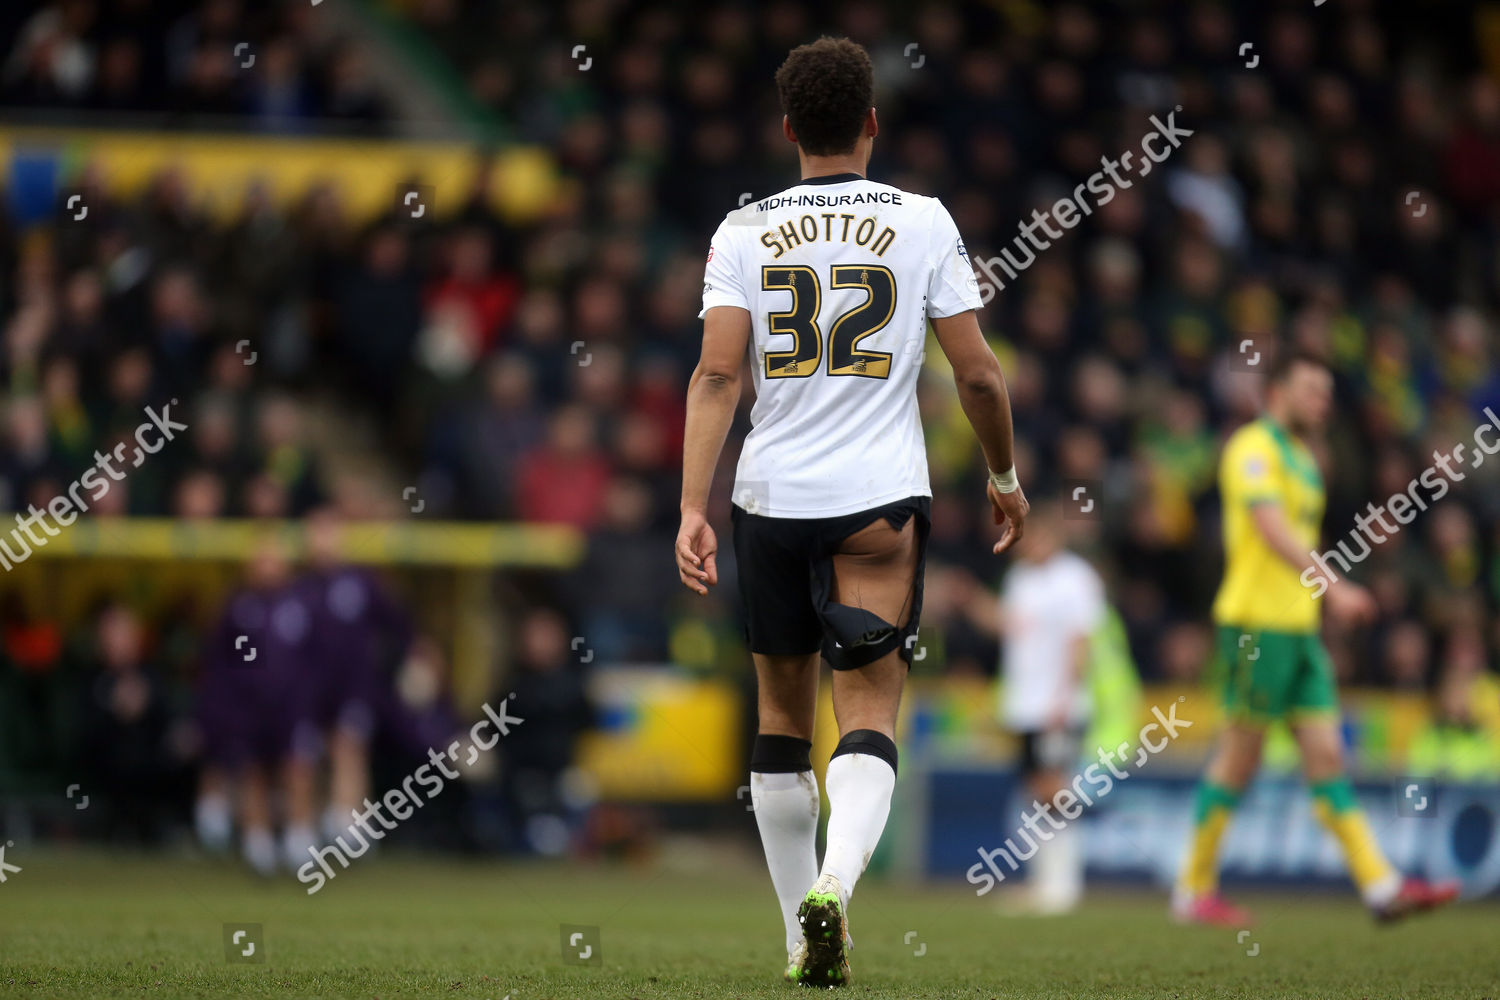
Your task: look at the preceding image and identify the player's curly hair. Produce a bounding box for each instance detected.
[774,37,873,157]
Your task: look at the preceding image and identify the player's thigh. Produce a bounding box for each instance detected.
[732,507,822,657]
[753,651,821,741]
[822,508,924,735]
[829,645,907,738]
[1289,639,1344,780]
[1288,636,1340,720]
[829,515,920,627]
[1215,625,1298,723]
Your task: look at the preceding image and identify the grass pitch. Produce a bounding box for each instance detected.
[1,848,1496,999]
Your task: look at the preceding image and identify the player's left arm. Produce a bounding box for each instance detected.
[958,568,1007,636]
[676,304,751,595]
[925,199,1028,554]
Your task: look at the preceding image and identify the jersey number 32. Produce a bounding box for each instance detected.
[761,264,896,380]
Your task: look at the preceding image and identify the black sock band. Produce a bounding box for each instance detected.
[830,728,898,777]
[750,733,813,773]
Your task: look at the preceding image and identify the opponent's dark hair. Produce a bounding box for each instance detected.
[774,37,873,156]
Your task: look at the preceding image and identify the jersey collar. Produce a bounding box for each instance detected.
[1259,416,1323,487]
[1260,415,1292,445]
[797,172,866,186]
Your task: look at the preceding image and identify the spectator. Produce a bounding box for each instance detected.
[500,608,593,856]
[80,602,182,844]
[517,406,611,529]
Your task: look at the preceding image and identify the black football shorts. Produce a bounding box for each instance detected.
[730,495,930,670]
[1017,727,1086,777]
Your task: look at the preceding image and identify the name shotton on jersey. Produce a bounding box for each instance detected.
[756,191,902,259]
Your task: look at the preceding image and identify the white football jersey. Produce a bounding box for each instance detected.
[700,173,983,518]
[999,551,1105,730]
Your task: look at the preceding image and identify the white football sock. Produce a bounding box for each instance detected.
[282,824,319,872]
[819,753,896,911]
[1031,816,1083,912]
[242,827,276,877]
[1363,871,1403,909]
[751,769,820,957]
[194,794,233,852]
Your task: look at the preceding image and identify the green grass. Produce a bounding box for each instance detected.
[1,848,1496,998]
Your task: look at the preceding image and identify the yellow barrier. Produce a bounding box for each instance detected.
[2,516,583,713]
[571,673,1489,803]
[576,668,743,801]
[0,126,559,224]
[15,516,583,568]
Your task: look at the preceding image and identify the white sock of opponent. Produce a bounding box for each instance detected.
[749,735,820,957]
[194,793,233,852]
[818,729,899,912]
[1031,816,1084,912]
[242,827,277,877]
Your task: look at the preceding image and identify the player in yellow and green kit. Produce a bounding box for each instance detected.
[1172,352,1458,926]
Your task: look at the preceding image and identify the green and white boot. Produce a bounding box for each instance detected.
[794,874,852,988]
[784,940,809,984]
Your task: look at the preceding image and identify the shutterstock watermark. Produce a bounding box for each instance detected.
[0,401,187,571]
[297,695,524,894]
[972,111,1193,304]
[1301,406,1500,597]
[966,701,1192,895]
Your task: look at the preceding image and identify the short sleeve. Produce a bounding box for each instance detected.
[925,201,984,319]
[1227,432,1281,507]
[699,218,751,317]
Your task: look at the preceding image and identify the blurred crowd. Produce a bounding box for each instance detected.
[2,0,1499,730]
[2,0,389,130]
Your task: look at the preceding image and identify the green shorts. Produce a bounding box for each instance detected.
[1213,625,1339,724]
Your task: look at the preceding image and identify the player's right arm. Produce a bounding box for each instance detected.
[677,303,751,595]
[931,309,1029,554]
[678,219,754,595]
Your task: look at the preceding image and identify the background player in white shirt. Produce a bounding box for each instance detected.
[980,501,1105,914]
[675,37,1028,988]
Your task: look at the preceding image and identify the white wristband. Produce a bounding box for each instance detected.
[988,466,1019,494]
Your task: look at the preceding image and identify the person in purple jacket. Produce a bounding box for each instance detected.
[195,532,321,876]
[302,508,414,844]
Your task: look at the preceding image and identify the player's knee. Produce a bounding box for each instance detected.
[821,601,901,660]
[1300,742,1343,780]
[1211,745,1262,790]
